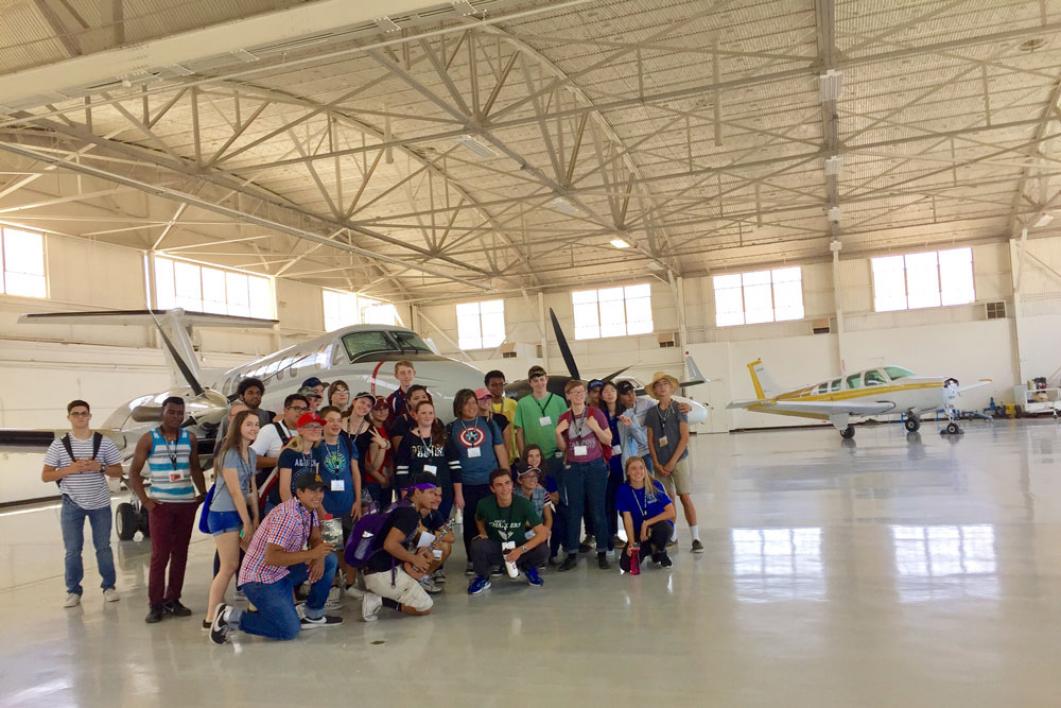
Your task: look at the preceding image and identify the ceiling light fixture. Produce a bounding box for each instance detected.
[454,134,498,159]
[547,196,583,216]
[374,16,401,33]
[1034,212,1054,227]
[819,69,843,103]
[609,238,631,249]
[824,155,842,176]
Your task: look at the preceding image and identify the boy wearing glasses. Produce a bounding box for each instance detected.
[41,400,124,608]
[253,393,309,507]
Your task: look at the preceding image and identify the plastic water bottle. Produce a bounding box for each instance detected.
[629,546,641,575]
[501,541,518,578]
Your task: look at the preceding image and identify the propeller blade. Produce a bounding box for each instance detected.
[148,310,205,397]
[602,366,630,382]
[548,307,580,380]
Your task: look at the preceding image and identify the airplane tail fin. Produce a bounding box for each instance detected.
[747,358,779,400]
[680,352,708,387]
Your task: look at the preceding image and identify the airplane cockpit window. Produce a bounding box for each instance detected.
[864,369,887,386]
[846,373,862,389]
[816,383,829,394]
[391,330,432,353]
[884,366,914,381]
[830,379,841,392]
[341,331,396,363]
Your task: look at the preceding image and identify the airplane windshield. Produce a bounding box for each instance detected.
[340,330,432,363]
[884,366,914,380]
[391,330,432,353]
[846,373,862,389]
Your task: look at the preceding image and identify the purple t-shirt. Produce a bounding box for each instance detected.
[559,407,609,463]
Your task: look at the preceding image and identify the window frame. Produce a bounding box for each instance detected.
[153,254,274,320]
[571,283,654,340]
[712,266,805,327]
[0,226,48,299]
[456,298,506,351]
[870,247,975,313]
[322,288,359,332]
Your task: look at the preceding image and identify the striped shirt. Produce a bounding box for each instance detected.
[238,498,318,586]
[44,434,122,510]
[146,428,196,502]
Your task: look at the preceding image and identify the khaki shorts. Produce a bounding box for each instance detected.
[653,457,692,497]
[363,567,433,612]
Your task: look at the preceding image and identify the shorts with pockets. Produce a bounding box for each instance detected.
[653,457,692,497]
[363,567,433,612]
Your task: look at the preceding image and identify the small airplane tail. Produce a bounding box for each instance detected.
[747,358,780,400]
[680,352,708,387]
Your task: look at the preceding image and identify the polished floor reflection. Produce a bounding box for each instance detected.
[2,420,1061,707]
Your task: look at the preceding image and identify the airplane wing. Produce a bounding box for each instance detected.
[0,429,129,453]
[959,379,992,394]
[728,399,896,417]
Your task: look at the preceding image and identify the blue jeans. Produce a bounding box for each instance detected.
[561,459,609,553]
[60,496,116,595]
[237,553,337,640]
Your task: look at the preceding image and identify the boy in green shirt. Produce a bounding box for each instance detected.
[468,469,549,594]
[513,365,567,472]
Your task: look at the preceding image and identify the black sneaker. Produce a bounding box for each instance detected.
[579,536,595,553]
[464,562,475,577]
[164,600,193,617]
[209,603,231,645]
[597,552,610,570]
[691,539,705,554]
[145,605,164,624]
[301,614,343,628]
[201,619,211,631]
[558,555,579,572]
[659,553,673,568]
[490,565,503,577]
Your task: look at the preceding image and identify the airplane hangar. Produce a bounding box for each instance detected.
[1,0,1060,704]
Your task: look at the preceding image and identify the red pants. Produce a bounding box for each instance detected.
[147,501,198,608]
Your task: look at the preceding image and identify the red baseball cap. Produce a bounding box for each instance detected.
[474,387,492,400]
[296,411,325,428]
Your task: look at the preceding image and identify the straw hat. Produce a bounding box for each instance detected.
[647,371,680,398]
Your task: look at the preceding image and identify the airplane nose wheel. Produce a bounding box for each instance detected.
[943,421,963,436]
[840,426,856,439]
[904,415,921,432]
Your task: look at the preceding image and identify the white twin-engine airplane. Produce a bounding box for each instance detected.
[727,358,991,439]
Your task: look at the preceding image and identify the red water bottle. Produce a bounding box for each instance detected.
[629,545,641,575]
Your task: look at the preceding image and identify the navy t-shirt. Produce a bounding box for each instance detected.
[272,448,319,505]
[314,434,358,517]
[448,417,503,485]
[615,480,673,530]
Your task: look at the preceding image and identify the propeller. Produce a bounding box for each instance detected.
[549,307,580,380]
[602,366,631,382]
[147,310,205,397]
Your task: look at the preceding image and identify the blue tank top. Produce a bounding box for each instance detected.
[147,428,196,502]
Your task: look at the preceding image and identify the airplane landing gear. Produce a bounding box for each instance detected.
[904,414,921,432]
[840,426,856,439]
[943,421,963,436]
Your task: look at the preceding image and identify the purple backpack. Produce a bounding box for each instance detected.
[344,500,411,568]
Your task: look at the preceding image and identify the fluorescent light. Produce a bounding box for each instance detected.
[820,70,843,102]
[610,238,631,249]
[455,134,499,159]
[451,0,477,16]
[824,155,842,176]
[374,16,401,33]
[1034,212,1054,227]
[547,196,583,216]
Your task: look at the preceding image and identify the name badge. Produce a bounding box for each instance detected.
[658,435,669,447]
[330,480,345,492]
[573,445,588,456]
[423,464,437,475]
[168,471,186,482]
[612,444,622,455]
[468,447,482,459]
[538,416,552,426]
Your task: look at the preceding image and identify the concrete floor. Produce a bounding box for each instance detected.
[2,420,1061,707]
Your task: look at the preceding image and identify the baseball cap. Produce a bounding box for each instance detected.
[372,396,389,410]
[301,376,324,389]
[518,466,541,480]
[617,381,635,395]
[528,365,547,379]
[353,391,375,404]
[474,387,492,400]
[298,386,322,399]
[295,473,327,492]
[588,379,605,391]
[296,411,325,428]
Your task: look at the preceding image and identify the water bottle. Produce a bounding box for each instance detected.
[501,541,518,578]
[629,546,641,575]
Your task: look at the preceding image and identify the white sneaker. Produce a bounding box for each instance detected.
[103,588,120,603]
[344,584,364,599]
[361,592,382,622]
[419,575,442,595]
[63,593,80,608]
[324,586,343,610]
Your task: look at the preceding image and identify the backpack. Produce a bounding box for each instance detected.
[57,432,103,488]
[255,422,292,505]
[344,499,412,569]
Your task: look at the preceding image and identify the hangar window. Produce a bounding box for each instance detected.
[322,289,400,330]
[871,247,974,312]
[154,256,273,319]
[572,283,653,340]
[713,267,804,327]
[456,299,505,350]
[0,227,46,298]
[362,300,400,326]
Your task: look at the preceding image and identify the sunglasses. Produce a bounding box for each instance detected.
[301,423,323,430]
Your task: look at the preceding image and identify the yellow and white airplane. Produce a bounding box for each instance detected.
[727,359,990,438]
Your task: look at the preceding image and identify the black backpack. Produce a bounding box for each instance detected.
[57,432,104,488]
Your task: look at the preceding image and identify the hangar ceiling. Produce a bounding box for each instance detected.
[1,0,1060,304]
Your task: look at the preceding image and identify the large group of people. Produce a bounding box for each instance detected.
[43,362,703,644]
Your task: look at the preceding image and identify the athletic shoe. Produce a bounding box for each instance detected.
[525,567,544,588]
[164,600,193,617]
[201,619,211,631]
[301,614,343,628]
[691,539,705,554]
[490,565,503,577]
[344,584,364,599]
[324,586,343,610]
[612,535,626,549]
[558,555,579,572]
[362,592,382,622]
[432,568,447,584]
[597,552,611,570]
[547,555,560,566]
[209,603,231,645]
[659,553,673,568]
[464,562,475,576]
[103,588,119,603]
[63,593,80,608]
[145,605,164,623]
[420,575,443,595]
[579,536,595,553]
[666,538,678,548]
[467,576,492,595]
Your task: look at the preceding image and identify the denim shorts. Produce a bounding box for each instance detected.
[207,510,243,536]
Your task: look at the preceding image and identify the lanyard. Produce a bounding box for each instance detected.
[570,408,590,441]
[632,486,649,519]
[657,402,673,427]
[159,428,179,470]
[534,394,555,417]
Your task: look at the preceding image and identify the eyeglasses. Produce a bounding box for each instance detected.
[287,405,308,412]
[301,423,323,430]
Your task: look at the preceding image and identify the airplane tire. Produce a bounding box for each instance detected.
[116,503,139,541]
[945,422,961,435]
[840,426,856,439]
[904,417,920,432]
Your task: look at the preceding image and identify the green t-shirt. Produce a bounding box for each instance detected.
[476,494,541,543]
[513,392,567,457]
